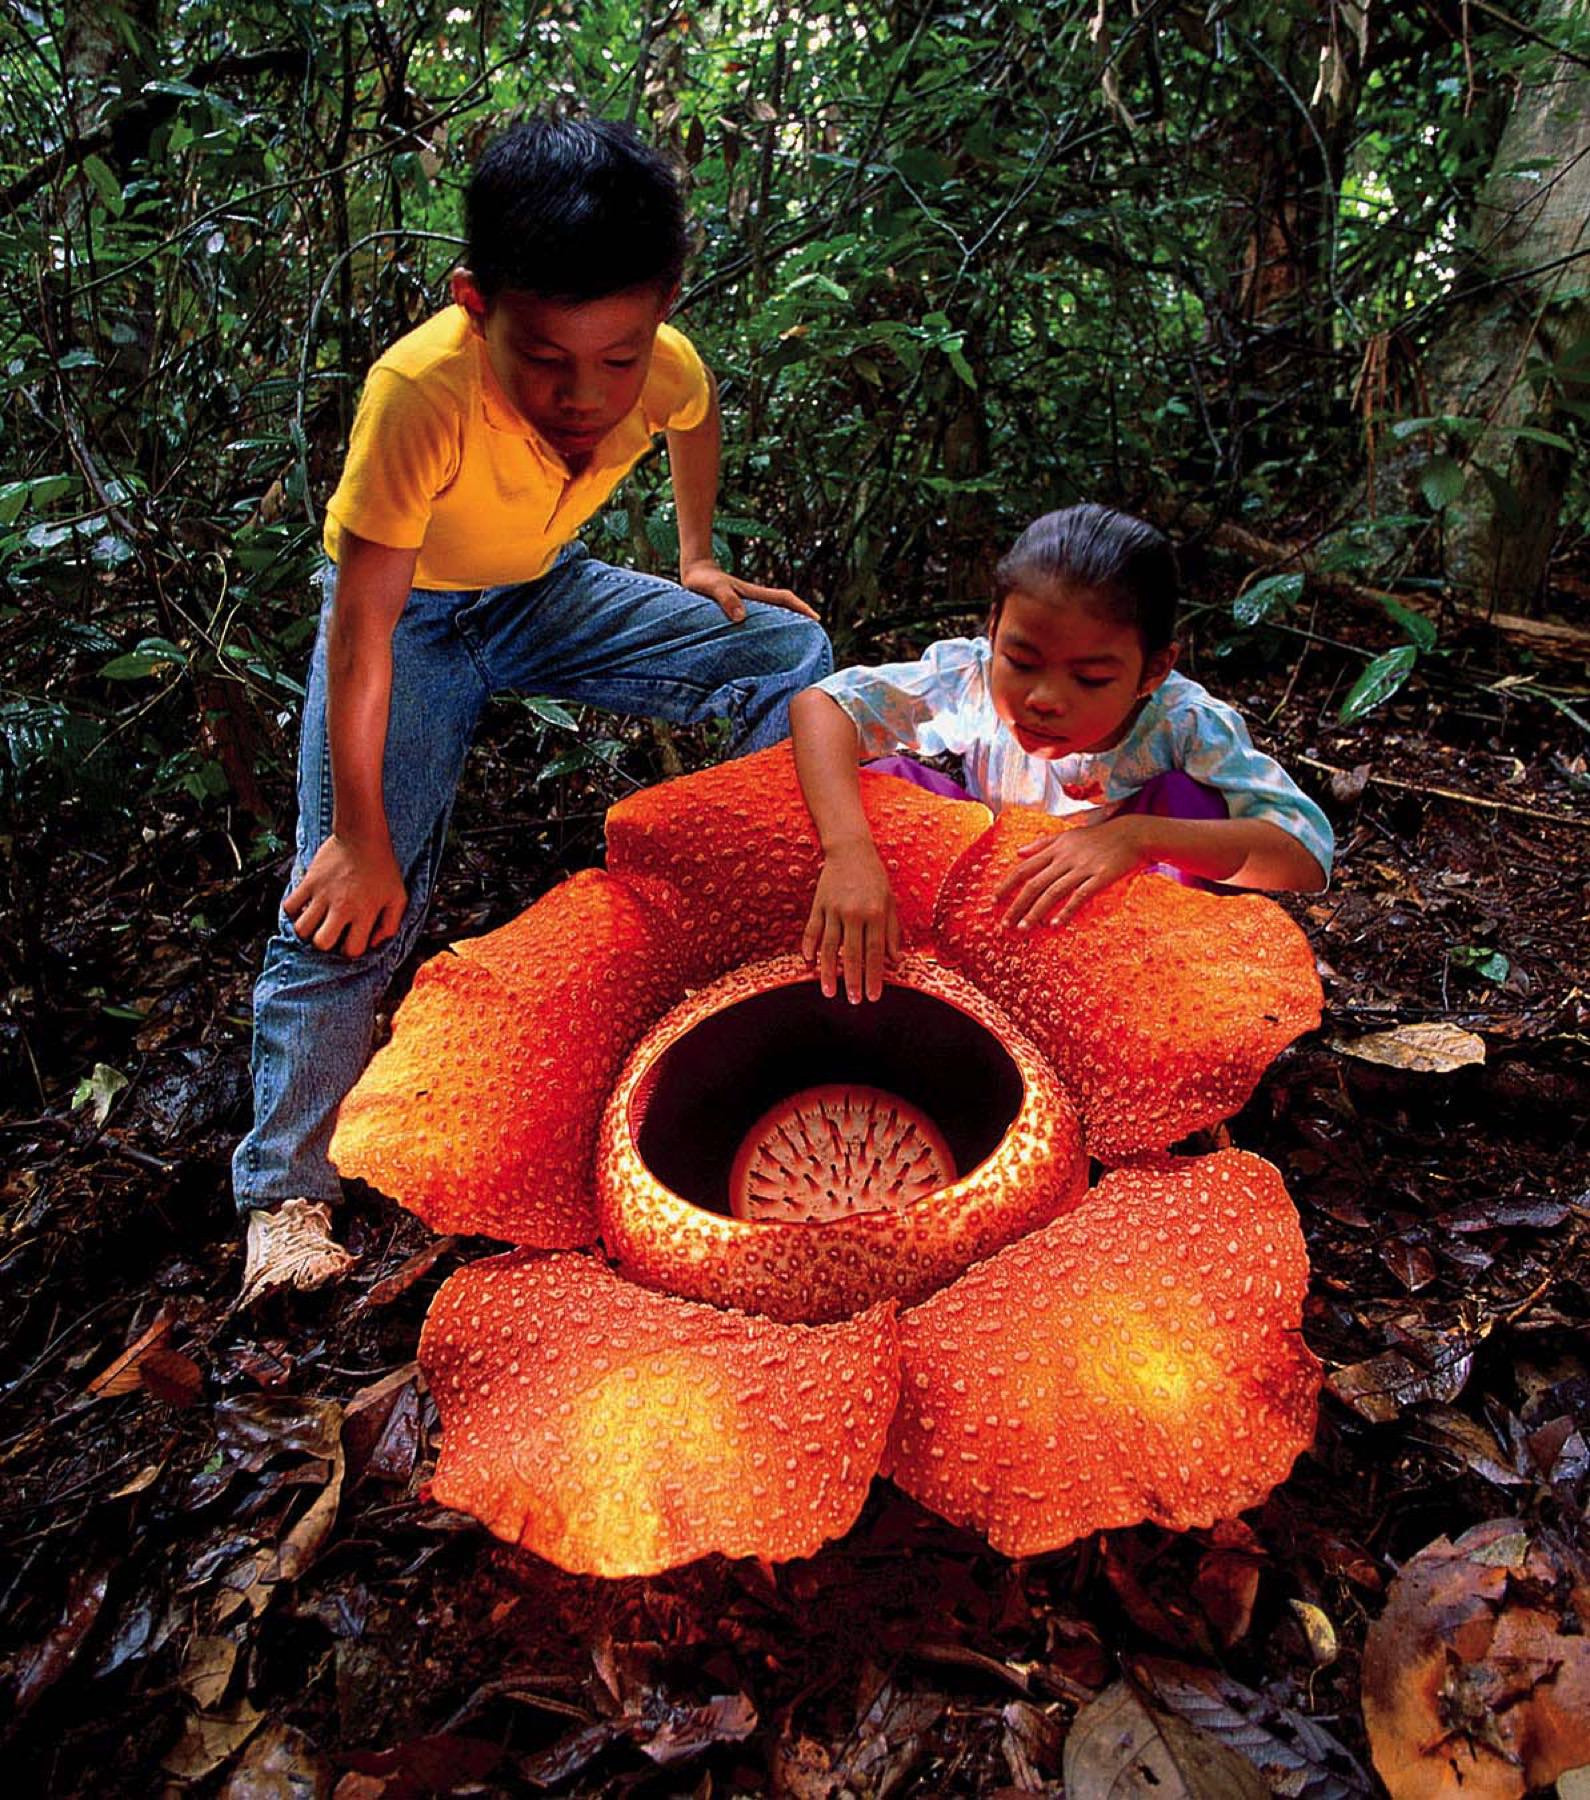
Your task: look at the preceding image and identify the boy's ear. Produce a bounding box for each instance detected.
[452,268,489,333]
[656,280,680,320]
[1139,641,1178,697]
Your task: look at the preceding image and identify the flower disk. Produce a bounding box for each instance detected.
[935,808,1323,1159]
[605,743,992,984]
[332,870,683,1242]
[884,1150,1320,1556]
[420,1251,901,1577]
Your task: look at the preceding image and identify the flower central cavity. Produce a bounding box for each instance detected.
[622,967,1020,1219]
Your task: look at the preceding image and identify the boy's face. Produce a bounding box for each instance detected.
[453,271,674,464]
[990,585,1176,759]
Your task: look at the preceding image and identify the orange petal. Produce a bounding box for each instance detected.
[884,1151,1320,1556]
[599,953,1088,1323]
[420,1251,901,1575]
[935,809,1322,1157]
[332,870,682,1242]
[605,743,991,984]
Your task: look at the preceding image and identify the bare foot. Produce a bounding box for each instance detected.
[237,1199,357,1307]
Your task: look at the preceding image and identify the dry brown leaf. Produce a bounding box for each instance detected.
[161,1700,263,1782]
[107,1460,166,1498]
[179,1635,239,1711]
[84,1315,173,1399]
[140,1346,204,1407]
[1329,1023,1486,1074]
[219,1717,331,1798]
[1063,1679,1269,1800]
[1361,1519,1590,1799]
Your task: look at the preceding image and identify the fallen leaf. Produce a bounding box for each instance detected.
[1001,1698,1063,1789]
[1063,1678,1270,1799]
[1330,1023,1486,1073]
[1433,1198,1571,1233]
[1379,1237,1437,1293]
[179,1634,239,1711]
[1409,1405,1527,1488]
[1330,763,1372,803]
[636,1691,757,1765]
[362,1238,459,1307]
[1327,1331,1477,1422]
[1361,1519,1590,1799]
[11,1563,112,1717]
[141,1346,204,1407]
[1131,1657,1372,1797]
[161,1700,264,1781]
[1190,1523,1262,1648]
[271,1430,345,1582]
[215,1393,342,1470]
[85,1315,173,1399]
[107,1460,167,1498]
[219,1717,331,1797]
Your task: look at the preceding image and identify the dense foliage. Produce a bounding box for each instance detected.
[1,0,1585,1019]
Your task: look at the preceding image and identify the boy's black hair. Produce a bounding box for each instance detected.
[991,503,1179,655]
[465,117,688,303]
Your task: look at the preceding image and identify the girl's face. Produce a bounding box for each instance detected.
[989,584,1176,759]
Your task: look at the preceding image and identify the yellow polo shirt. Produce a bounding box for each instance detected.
[322,307,710,590]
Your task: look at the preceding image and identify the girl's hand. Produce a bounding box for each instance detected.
[680,558,821,622]
[993,810,1152,930]
[800,840,901,1003]
[285,833,407,957]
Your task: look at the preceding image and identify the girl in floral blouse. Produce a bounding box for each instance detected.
[791,502,1332,1003]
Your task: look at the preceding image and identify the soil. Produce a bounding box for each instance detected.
[1,596,1586,1798]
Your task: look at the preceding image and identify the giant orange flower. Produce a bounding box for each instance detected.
[333,745,1324,1577]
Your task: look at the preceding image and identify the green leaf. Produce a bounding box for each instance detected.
[522,696,580,731]
[533,746,606,784]
[142,78,203,98]
[1449,945,1510,983]
[82,155,125,218]
[28,475,74,508]
[72,1061,128,1125]
[1232,571,1304,627]
[1419,455,1465,511]
[1339,645,1417,722]
[100,638,187,681]
[1377,595,1439,650]
[1503,425,1574,452]
[1389,415,1480,441]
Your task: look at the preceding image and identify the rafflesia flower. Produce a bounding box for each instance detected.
[332,746,1324,1578]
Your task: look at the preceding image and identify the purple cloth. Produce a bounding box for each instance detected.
[861,760,1229,890]
[862,754,971,800]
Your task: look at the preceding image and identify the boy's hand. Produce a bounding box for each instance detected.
[284,833,407,957]
[994,809,1150,931]
[801,841,901,1004]
[680,557,820,624]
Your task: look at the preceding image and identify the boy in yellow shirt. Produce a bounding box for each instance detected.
[234,118,829,1301]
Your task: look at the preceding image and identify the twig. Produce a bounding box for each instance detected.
[1298,754,1588,826]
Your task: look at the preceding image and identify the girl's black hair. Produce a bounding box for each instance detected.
[992,504,1179,655]
[465,117,688,303]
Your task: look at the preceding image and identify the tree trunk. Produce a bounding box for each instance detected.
[1396,0,1590,613]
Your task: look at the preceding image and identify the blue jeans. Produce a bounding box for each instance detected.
[232,544,832,1210]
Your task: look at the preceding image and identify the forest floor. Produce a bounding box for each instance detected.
[1,581,1587,1798]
